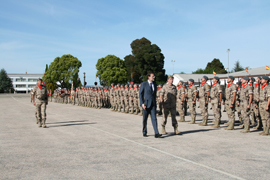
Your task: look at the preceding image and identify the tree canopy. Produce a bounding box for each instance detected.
[192,58,227,74]
[124,37,167,84]
[232,60,244,72]
[44,54,82,89]
[96,55,127,86]
[0,68,13,93]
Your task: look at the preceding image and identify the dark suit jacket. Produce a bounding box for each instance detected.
[139,81,157,108]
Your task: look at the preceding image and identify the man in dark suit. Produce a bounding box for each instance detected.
[139,72,162,138]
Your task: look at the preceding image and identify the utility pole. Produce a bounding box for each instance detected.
[83,72,86,87]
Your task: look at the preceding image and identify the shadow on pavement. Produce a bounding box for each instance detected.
[180,128,218,135]
[47,120,89,124]
[48,122,96,128]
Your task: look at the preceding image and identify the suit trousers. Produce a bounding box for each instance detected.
[142,104,159,135]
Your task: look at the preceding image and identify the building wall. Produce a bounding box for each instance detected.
[8,74,43,93]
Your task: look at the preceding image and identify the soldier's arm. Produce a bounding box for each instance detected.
[248,94,253,108]
[219,92,222,105]
[231,92,236,107]
[266,96,270,111]
[206,91,210,104]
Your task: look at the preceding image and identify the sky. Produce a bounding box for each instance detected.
[1,0,270,85]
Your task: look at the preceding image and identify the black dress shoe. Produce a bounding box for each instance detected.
[143,134,148,137]
[155,134,162,138]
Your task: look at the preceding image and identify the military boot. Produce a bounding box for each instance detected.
[253,118,263,130]
[240,123,250,133]
[259,127,266,135]
[138,110,143,116]
[262,127,269,136]
[178,116,185,122]
[224,122,230,126]
[161,126,167,134]
[199,118,207,126]
[188,117,196,124]
[173,125,181,135]
[130,109,134,114]
[211,120,220,128]
[134,109,139,115]
[225,122,235,130]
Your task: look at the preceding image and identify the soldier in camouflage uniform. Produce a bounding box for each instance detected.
[239,76,253,133]
[224,76,237,130]
[120,84,124,112]
[258,76,270,135]
[187,79,197,124]
[177,80,186,122]
[235,82,242,123]
[128,84,134,113]
[123,84,129,113]
[110,84,115,110]
[160,75,181,135]
[114,84,120,111]
[132,84,140,115]
[198,76,210,126]
[156,84,163,115]
[249,77,256,125]
[253,77,262,130]
[138,84,143,116]
[32,78,48,128]
[210,76,223,128]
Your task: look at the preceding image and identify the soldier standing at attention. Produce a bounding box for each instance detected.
[110,83,114,110]
[187,79,197,124]
[210,76,223,128]
[258,76,270,135]
[224,76,237,130]
[198,76,210,126]
[32,78,48,128]
[253,77,262,130]
[123,84,129,113]
[235,82,242,123]
[249,77,256,125]
[156,84,163,115]
[177,80,186,122]
[128,84,134,114]
[160,75,181,135]
[239,76,253,133]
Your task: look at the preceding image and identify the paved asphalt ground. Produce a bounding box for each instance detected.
[0,94,269,180]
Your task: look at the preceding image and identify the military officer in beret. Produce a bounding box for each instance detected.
[224,76,237,130]
[239,76,253,133]
[32,78,48,128]
[177,80,186,122]
[160,75,181,135]
[258,76,270,135]
[198,76,210,126]
[187,79,197,124]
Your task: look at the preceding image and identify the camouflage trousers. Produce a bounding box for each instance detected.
[240,100,251,125]
[124,98,129,110]
[188,100,196,119]
[211,98,221,121]
[225,100,235,123]
[35,100,46,125]
[259,102,270,127]
[176,100,184,117]
[199,98,208,120]
[161,106,177,127]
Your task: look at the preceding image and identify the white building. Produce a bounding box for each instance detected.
[8,73,43,93]
[173,66,270,86]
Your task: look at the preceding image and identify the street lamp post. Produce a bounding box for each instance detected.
[227,49,230,75]
[171,60,175,74]
[83,72,86,87]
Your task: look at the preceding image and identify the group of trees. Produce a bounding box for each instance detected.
[96,37,167,86]
[192,59,246,74]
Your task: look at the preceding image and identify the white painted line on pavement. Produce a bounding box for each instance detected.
[89,125,245,180]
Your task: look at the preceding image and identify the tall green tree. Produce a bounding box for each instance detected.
[44,54,82,89]
[96,55,127,86]
[124,37,167,84]
[232,60,244,72]
[0,69,13,93]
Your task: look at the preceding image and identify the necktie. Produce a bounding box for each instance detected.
[150,83,153,93]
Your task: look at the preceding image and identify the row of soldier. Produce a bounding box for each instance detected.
[52,75,270,136]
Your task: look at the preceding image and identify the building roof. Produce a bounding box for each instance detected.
[174,66,270,83]
[8,73,43,78]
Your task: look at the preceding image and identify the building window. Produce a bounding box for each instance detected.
[28,85,36,88]
[16,78,26,82]
[16,84,26,88]
[28,79,38,82]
